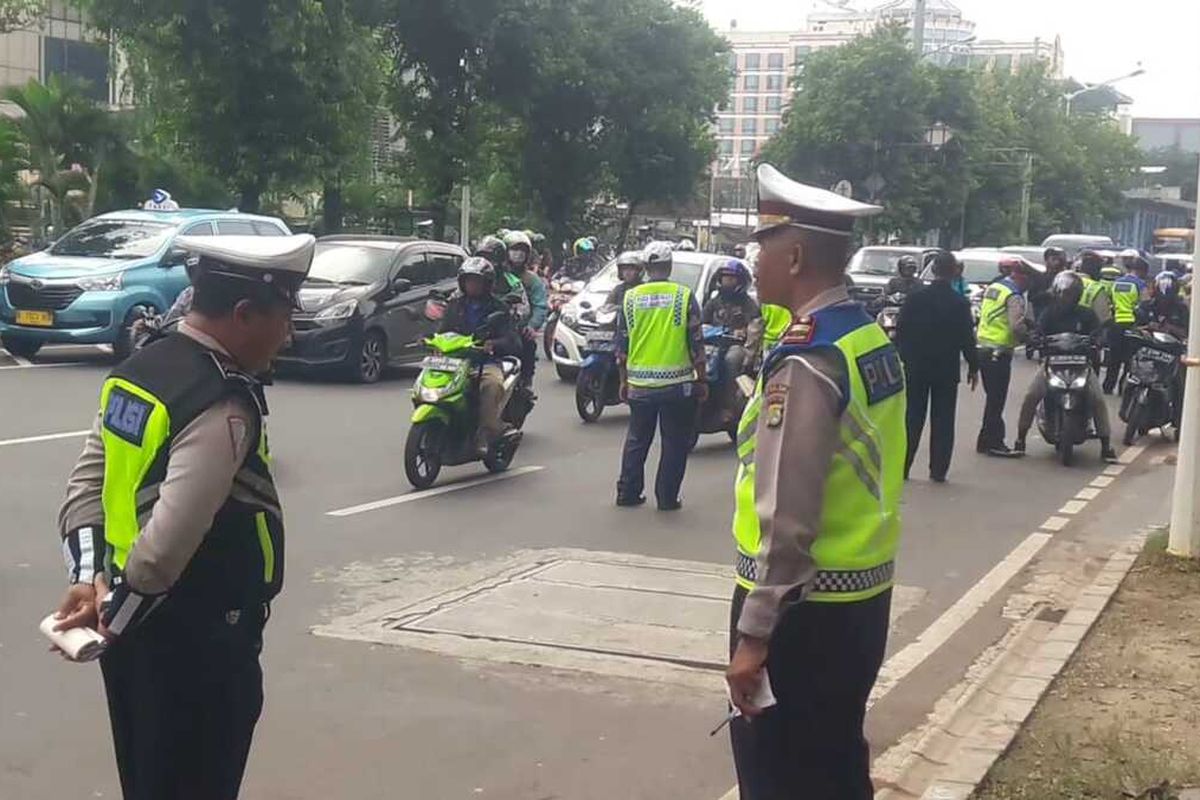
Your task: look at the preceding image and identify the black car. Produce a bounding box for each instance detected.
[277,236,466,382]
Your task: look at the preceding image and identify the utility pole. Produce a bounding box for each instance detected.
[1167,155,1200,556]
[1019,150,1033,244]
[459,184,471,249]
[912,0,927,56]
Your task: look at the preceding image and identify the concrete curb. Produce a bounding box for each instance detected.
[874,526,1152,800]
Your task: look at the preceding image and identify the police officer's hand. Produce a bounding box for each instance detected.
[52,583,97,633]
[727,636,770,716]
[618,382,629,403]
[694,381,709,403]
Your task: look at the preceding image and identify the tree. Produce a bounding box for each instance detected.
[1142,146,1198,203]
[0,0,44,33]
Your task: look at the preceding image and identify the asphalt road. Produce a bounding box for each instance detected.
[0,343,1178,799]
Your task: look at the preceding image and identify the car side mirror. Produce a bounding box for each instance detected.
[163,247,188,268]
[393,277,412,293]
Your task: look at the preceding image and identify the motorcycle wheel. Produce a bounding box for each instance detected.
[1058,413,1081,467]
[404,421,444,490]
[1122,402,1144,447]
[575,373,605,423]
[483,437,517,474]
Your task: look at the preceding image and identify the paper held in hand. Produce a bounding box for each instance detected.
[40,614,107,662]
[711,668,778,736]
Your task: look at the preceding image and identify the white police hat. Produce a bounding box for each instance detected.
[755,164,882,238]
[174,234,316,306]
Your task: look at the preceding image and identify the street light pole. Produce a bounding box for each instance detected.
[1019,150,1033,244]
[1167,154,1200,556]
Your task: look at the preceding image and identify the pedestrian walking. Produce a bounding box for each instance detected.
[975,256,1042,457]
[895,250,978,482]
[50,234,313,800]
[726,163,905,800]
[615,241,707,510]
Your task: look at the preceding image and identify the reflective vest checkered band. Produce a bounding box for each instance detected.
[735,554,894,594]
[626,364,696,382]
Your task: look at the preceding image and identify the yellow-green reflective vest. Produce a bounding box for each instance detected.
[99,334,284,604]
[759,303,793,351]
[1111,276,1144,325]
[1079,276,1104,310]
[623,281,696,387]
[977,279,1019,348]
[732,303,906,603]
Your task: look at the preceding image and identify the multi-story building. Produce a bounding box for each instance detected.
[969,37,1064,78]
[0,1,120,107]
[1132,118,1200,154]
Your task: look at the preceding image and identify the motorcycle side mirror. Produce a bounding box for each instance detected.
[423,298,447,322]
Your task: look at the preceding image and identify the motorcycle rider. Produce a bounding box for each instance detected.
[1028,247,1068,324]
[476,234,530,321]
[605,250,646,308]
[883,254,924,298]
[438,258,523,453]
[531,232,553,277]
[503,230,548,391]
[1139,271,1190,340]
[566,236,599,279]
[1103,254,1151,394]
[1012,271,1117,463]
[702,258,762,404]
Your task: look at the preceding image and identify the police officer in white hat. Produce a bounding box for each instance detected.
[725,165,905,799]
[50,235,314,800]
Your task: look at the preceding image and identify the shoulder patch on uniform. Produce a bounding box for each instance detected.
[764,382,788,427]
[782,316,815,345]
[103,386,153,445]
[856,345,905,405]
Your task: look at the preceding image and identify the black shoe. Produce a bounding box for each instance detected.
[616,495,646,507]
[987,443,1023,458]
[1012,438,1026,455]
[1101,444,1119,464]
[657,499,683,511]
[976,441,989,454]
[930,474,947,483]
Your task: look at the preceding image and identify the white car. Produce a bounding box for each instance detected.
[549,251,722,381]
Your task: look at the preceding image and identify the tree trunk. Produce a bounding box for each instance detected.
[323,180,345,235]
[429,175,455,241]
[238,177,265,214]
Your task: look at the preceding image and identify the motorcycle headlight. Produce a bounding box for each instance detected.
[77,272,124,292]
[570,281,586,293]
[1048,373,1067,389]
[315,299,358,321]
[1069,374,1088,389]
[419,385,442,403]
[561,310,578,329]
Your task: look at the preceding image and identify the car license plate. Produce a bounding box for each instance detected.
[15,309,53,327]
[587,329,614,342]
[421,355,462,371]
[1047,354,1088,366]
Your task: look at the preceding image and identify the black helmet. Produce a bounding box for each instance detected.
[643,241,674,275]
[1078,250,1102,280]
[897,255,919,277]
[531,232,547,251]
[458,256,495,293]
[1043,246,1067,264]
[1051,270,1083,307]
[475,235,506,269]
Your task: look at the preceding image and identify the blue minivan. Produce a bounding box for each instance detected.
[0,206,291,359]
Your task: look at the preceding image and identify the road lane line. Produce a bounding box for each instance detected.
[1119,444,1147,464]
[1090,475,1115,488]
[1075,487,1102,500]
[1058,500,1087,515]
[1041,516,1070,531]
[0,429,89,447]
[327,465,545,517]
[10,353,30,366]
[1103,464,1126,476]
[0,361,86,371]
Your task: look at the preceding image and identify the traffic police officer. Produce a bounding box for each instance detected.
[726,164,905,799]
[975,256,1042,456]
[615,241,707,510]
[1076,250,1113,325]
[1104,255,1150,394]
[51,234,314,800]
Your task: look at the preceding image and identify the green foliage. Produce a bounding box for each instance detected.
[1142,147,1199,203]
[0,0,43,33]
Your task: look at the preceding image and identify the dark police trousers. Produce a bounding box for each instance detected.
[905,369,959,480]
[976,348,1013,450]
[1103,323,1132,393]
[617,393,695,504]
[729,585,891,800]
[101,602,266,800]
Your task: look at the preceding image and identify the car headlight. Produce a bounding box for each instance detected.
[77,273,124,292]
[0,265,9,286]
[315,300,358,321]
[1070,374,1088,389]
[1048,373,1067,389]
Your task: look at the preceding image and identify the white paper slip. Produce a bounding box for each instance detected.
[712,668,779,735]
[40,614,107,662]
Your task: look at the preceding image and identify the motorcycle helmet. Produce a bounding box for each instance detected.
[615,250,646,283]
[531,232,547,252]
[503,230,533,271]
[1078,250,1102,280]
[1043,246,1067,266]
[1050,270,1084,307]
[573,237,596,258]
[1155,271,1180,301]
[475,235,507,269]
[643,241,674,276]
[458,256,496,293]
[733,243,747,259]
[1100,265,1122,282]
[896,254,919,278]
[714,258,752,294]
[675,238,696,252]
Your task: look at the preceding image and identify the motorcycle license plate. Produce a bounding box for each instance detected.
[704,345,718,357]
[1137,347,1176,365]
[1047,354,1088,366]
[586,339,614,353]
[421,355,463,372]
[14,309,52,327]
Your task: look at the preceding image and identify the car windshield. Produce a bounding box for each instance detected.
[957,256,1005,283]
[586,257,706,294]
[50,220,174,259]
[308,244,394,284]
[848,249,920,276]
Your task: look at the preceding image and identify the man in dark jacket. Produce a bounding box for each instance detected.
[895,250,978,482]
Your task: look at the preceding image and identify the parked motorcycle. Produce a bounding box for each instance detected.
[403,305,534,489]
[873,292,906,341]
[574,305,622,422]
[1119,327,1185,446]
[694,325,755,443]
[1035,332,1097,466]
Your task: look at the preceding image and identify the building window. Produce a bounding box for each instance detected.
[718,117,734,134]
[766,74,784,92]
[743,96,758,113]
[765,119,780,135]
[741,118,757,135]
[767,53,785,71]
[740,139,756,156]
[744,74,759,91]
[720,139,734,156]
[43,37,109,103]
[744,53,761,70]
[765,96,782,113]
[793,44,811,61]
[728,53,738,72]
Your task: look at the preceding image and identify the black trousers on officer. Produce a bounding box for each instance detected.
[617,394,695,505]
[1103,323,1132,393]
[101,605,266,800]
[976,349,1013,450]
[729,585,891,800]
[905,369,959,481]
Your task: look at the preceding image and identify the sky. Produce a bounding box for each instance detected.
[700,0,1200,118]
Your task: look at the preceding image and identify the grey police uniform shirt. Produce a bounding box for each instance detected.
[58,322,258,595]
[737,285,854,641]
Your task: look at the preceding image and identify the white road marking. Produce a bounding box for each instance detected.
[1119,444,1147,464]
[1090,475,1115,488]
[10,353,30,366]
[1103,464,1126,476]
[1075,487,1101,500]
[1058,500,1087,515]
[1041,515,1070,531]
[0,361,88,371]
[327,466,545,517]
[0,429,89,447]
